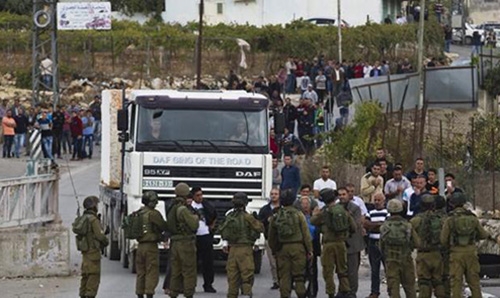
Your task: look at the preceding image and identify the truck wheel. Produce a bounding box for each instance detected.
[253,250,263,274]
[129,250,137,274]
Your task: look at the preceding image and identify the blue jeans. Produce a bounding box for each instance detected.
[42,136,53,160]
[14,133,25,158]
[445,39,451,53]
[93,120,101,144]
[3,135,14,157]
[72,136,82,159]
[83,134,93,158]
[368,239,385,295]
[285,74,296,94]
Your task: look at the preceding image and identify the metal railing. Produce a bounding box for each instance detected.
[0,172,59,228]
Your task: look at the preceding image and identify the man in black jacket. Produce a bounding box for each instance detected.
[190,186,218,293]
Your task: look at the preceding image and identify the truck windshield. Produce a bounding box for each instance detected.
[136,107,269,153]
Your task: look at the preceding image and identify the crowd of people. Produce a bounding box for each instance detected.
[0,96,102,162]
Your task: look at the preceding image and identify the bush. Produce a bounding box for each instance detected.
[15,68,31,89]
[484,66,500,97]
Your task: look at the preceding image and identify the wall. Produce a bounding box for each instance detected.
[164,0,386,27]
[0,224,70,278]
[469,0,500,24]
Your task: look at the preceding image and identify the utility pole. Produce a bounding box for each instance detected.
[417,0,426,107]
[196,0,204,89]
[337,0,342,62]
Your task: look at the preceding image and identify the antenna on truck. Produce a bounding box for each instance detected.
[64,154,81,217]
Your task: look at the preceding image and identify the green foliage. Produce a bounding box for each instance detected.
[322,101,384,165]
[470,114,500,170]
[0,0,31,16]
[484,65,500,97]
[0,11,30,30]
[15,68,31,89]
[110,0,164,20]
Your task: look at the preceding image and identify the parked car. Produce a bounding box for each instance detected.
[462,22,485,45]
[306,18,350,28]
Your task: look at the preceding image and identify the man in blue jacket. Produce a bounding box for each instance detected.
[280,155,301,195]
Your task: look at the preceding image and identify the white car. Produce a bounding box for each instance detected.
[463,22,485,45]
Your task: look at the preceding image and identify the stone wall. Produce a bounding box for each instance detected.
[0,224,70,278]
[469,0,500,24]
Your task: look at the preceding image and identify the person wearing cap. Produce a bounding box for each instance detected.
[167,183,199,298]
[410,195,446,298]
[440,193,491,298]
[311,188,356,298]
[79,196,109,298]
[302,84,318,104]
[135,191,168,298]
[220,192,263,298]
[380,199,420,298]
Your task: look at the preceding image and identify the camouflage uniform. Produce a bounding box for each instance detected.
[79,196,109,298]
[222,193,264,298]
[135,191,169,298]
[410,195,446,298]
[435,196,450,298]
[380,199,420,298]
[440,193,490,298]
[168,183,200,298]
[310,189,356,297]
[269,190,312,298]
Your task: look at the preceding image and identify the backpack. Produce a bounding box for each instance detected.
[325,204,350,233]
[122,209,146,240]
[274,208,298,241]
[452,213,477,246]
[419,212,443,249]
[72,215,90,252]
[218,210,245,243]
[381,220,411,247]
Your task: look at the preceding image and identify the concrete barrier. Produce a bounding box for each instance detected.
[0,224,70,278]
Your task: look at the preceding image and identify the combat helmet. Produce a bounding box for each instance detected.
[175,183,191,198]
[83,196,99,210]
[420,194,436,211]
[387,199,403,214]
[450,192,467,207]
[319,188,337,205]
[142,190,159,207]
[233,192,248,208]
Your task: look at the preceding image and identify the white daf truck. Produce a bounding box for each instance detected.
[99,89,272,273]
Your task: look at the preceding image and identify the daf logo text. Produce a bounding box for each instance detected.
[236,171,261,178]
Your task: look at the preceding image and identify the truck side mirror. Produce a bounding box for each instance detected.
[117,109,128,131]
[274,113,285,134]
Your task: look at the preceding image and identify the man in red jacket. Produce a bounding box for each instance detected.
[70,110,83,160]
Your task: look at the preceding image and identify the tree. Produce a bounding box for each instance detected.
[0,0,31,15]
[111,0,164,21]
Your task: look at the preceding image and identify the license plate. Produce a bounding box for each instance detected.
[142,179,173,188]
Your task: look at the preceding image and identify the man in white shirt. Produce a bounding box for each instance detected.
[313,166,337,209]
[302,84,318,104]
[191,187,218,293]
[402,177,416,217]
[384,166,411,201]
[346,183,368,216]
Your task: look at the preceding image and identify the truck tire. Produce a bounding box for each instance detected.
[129,250,137,274]
[253,250,263,274]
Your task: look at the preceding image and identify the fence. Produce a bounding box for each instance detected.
[0,172,59,228]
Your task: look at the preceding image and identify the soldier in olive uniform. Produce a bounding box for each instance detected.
[167,183,200,298]
[79,196,109,298]
[410,195,446,298]
[269,189,313,298]
[310,188,356,298]
[221,192,264,298]
[135,191,169,298]
[435,195,450,298]
[380,199,420,298]
[440,193,490,298]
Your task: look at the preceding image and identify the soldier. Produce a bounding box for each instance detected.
[440,193,491,298]
[410,195,446,298]
[135,191,169,298]
[311,188,356,298]
[220,193,264,298]
[79,196,109,298]
[435,195,450,298]
[269,189,313,298]
[167,183,200,298]
[380,199,420,298]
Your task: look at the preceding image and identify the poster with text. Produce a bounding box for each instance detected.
[57,2,111,30]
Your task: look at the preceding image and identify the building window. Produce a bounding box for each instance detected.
[217,3,223,14]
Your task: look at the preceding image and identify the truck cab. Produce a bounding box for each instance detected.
[100,89,271,273]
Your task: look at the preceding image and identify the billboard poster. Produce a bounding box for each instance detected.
[57,2,112,30]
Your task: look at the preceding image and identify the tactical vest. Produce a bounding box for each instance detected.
[381,218,412,262]
[273,207,303,243]
[417,211,443,251]
[137,208,160,243]
[450,209,477,246]
[219,210,259,245]
[167,203,194,238]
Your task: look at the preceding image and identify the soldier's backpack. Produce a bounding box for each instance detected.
[381,220,411,247]
[122,209,145,240]
[274,207,298,240]
[419,212,443,249]
[325,204,350,233]
[218,210,245,243]
[72,215,90,252]
[452,212,477,246]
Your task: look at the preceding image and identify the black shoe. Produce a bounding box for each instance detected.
[204,285,217,293]
[271,283,279,290]
[146,295,153,298]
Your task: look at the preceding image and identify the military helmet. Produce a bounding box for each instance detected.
[280,189,296,206]
[142,190,159,206]
[450,192,467,207]
[387,199,403,213]
[175,183,191,198]
[232,192,248,207]
[319,188,337,204]
[421,194,435,204]
[83,196,99,210]
[435,195,446,210]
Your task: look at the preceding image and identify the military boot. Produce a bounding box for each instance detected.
[146,295,153,298]
[137,295,144,298]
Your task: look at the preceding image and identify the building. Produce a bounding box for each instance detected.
[468,0,500,24]
[164,0,402,27]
